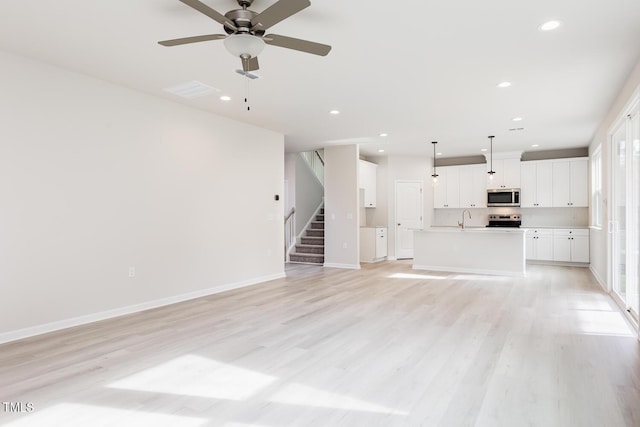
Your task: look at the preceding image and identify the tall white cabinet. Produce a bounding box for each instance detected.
[359,160,377,208]
[551,158,588,207]
[521,161,553,207]
[433,166,460,208]
[459,165,488,208]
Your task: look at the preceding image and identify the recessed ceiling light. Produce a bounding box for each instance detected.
[512,117,523,122]
[437,152,443,156]
[219,95,231,101]
[531,144,540,147]
[379,133,388,137]
[497,81,512,88]
[378,149,385,153]
[481,148,488,152]
[329,110,340,115]
[539,20,562,31]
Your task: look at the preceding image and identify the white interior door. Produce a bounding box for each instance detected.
[395,181,423,259]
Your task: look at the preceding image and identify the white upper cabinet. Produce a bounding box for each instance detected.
[433,166,460,209]
[459,164,488,208]
[551,158,588,207]
[359,160,377,208]
[520,161,553,207]
[487,158,521,189]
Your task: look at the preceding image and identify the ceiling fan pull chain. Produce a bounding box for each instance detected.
[245,77,250,111]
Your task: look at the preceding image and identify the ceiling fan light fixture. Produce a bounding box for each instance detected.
[224,34,265,58]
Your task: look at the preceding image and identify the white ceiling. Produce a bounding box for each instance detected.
[1,0,639,158]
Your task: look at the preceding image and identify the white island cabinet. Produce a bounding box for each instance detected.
[413,228,527,277]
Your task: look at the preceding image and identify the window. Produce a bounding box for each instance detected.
[591,145,602,227]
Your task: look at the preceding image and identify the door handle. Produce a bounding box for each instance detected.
[397,223,401,226]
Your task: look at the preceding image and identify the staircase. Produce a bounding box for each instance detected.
[289,207,324,264]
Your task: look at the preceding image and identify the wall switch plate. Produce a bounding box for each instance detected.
[128,267,136,278]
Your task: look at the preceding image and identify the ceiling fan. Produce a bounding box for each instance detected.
[159,0,331,72]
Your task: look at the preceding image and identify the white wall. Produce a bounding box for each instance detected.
[588,59,640,289]
[284,153,297,215]
[324,145,360,268]
[0,50,285,341]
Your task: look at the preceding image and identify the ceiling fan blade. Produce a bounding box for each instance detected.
[250,0,310,31]
[242,56,260,72]
[158,34,226,47]
[179,0,237,31]
[264,34,331,56]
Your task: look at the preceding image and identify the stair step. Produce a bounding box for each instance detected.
[320,208,324,214]
[315,214,324,221]
[290,253,324,264]
[295,244,324,254]
[306,229,324,237]
[301,237,324,245]
[310,221,324,229]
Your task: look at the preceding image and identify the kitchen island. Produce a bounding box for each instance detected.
[413,227,527,277]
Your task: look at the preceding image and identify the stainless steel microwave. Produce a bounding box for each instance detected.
[487,188,520,207]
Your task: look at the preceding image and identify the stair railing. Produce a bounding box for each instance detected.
[284,207,296,261]
[300,150,324,187]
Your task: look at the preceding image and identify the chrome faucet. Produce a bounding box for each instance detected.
[458,210,471,229]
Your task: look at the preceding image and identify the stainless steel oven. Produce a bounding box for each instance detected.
[486,214,522,228]
[487,188,520,207]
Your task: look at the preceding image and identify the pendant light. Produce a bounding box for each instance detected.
[487,135,496,180]
[431,141,439,183]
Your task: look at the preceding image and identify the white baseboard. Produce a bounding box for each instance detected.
[589,265,607,292]
[323,263,361,270]
[0,272,286,345]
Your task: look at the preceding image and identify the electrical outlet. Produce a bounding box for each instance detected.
[128,267,136,278]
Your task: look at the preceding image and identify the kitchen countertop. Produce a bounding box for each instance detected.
[419,227,526,233]
[521,226,590,229]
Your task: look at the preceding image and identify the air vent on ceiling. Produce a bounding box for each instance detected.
[235,69,261,80]
[508,127,525,131]
[163,81,220,99]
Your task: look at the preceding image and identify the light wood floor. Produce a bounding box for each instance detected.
[1,262,639,427]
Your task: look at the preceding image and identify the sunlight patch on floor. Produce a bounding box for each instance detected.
[108,354,277,400]
[575,310,635,337]
[388,273,444,280]
[221,423,271,427]
[269,383,408,415]
[1,403,207,427]
[388,272,507,282]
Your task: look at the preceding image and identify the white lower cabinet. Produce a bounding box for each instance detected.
[525,228,589,263]
[553,229,589,263]
[360,227,387,263]
[526,229,553,261]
